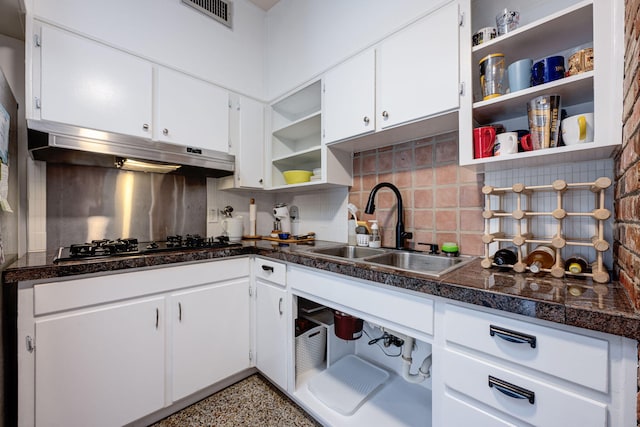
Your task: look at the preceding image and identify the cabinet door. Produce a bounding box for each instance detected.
[323,49,376,143]
[255,280,288,389]
[155,66,230,153]
[378,2,459,129]
[39,25,152,138]
[237,96,265,188]
[171,279,251,401]
[34,297,165,427]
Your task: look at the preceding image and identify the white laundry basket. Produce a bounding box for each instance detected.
[295,324,327,376]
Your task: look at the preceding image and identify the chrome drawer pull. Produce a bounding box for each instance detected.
[490,325,537,348]
[261,265,274,273]
[488,375,535,404]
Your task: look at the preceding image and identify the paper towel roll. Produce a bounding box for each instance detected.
[249,198,257,236]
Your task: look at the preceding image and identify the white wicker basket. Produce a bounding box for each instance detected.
[296,325,327,376]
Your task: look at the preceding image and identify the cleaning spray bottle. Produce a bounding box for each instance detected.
[368,220,381,248]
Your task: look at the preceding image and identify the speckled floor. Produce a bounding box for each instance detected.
[151,374,321,427]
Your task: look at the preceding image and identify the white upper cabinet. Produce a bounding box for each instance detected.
[31,22,234,155]
[323,50,376,144]
[377,1,460,130]
[321,1,461,148]
[37,25,153,138]
[155,66,230,153]
[458,0,623,170]
[221,94,265,189]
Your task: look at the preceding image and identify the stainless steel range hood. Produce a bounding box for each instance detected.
[27,121,235,177]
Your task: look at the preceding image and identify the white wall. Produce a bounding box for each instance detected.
[265,0,450,99]
[31,0,267,99]
[207,179,349,242]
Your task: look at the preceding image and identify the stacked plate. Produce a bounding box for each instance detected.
[310,167,322,182]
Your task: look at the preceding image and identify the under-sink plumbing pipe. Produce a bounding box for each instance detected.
[379,326,432,384]
[401,336,432,384]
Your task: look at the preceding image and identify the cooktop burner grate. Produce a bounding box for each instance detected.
[54,235,240,263]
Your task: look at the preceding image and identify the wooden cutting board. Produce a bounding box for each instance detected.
[261,236,315,243]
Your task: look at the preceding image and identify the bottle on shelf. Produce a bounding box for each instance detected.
[493,246,518,267]
[565,255,590,275]
[525,244,557,273]
[368,220,381,248]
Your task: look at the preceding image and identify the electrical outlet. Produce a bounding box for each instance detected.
[289,205,299,220]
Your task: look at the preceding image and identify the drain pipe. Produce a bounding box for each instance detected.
[400,336,432,384]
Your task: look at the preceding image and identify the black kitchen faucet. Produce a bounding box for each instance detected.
[364,182,413,250]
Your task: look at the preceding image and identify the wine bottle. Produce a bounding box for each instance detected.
[525,245,556,273]
[493,246,518,266]
[565,255,589,275]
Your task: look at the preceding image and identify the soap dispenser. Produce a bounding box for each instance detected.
[368,220,381,248]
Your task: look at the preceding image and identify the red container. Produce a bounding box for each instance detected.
[333,311,363,340]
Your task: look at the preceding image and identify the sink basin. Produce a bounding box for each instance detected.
[363,251,474,277]
[310,245,387,259]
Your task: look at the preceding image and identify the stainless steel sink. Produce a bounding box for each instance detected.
[363,251,474,277]
[310,245,386,259]
[308,244,474,277]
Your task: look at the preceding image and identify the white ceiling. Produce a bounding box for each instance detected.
[0,0,279,42]
[250,0,279,11]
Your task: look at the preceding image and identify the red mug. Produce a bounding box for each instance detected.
[473,126,496,158]
[520,133,534,151]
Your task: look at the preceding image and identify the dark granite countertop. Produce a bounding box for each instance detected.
[4,239,639,341]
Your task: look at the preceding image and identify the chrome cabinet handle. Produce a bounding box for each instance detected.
[178,302,182,322]
[163,128,169,135]
[261,265,274,273]
[363,116,370,124]
[488,375,535,404]
[142,123,149,131]
[381,111,389,118]
[155,308,159,329]
[490,325,537,348]
[278,298,283,315]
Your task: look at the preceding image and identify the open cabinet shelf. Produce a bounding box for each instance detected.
[459,0,622,170]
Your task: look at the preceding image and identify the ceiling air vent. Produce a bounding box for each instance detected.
[182,0,233,29]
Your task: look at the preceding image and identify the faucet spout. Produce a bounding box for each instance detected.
[364,182,412,250]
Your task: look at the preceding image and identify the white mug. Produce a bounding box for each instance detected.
[562,113,594,145]
[494,132,519,156]
[222,216,244,241]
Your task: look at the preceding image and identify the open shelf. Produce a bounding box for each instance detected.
[472,1,593,63]
[273,112,321,141]
[472,72,593,124]
[272,146,321,167]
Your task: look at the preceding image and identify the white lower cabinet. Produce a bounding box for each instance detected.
[34,297,165,427]
[16,258,638,427]
[254,258,288,389]
[435,302,637,427]
[288,266,434,426]
[171,278,251,401]
[18,258,250,427]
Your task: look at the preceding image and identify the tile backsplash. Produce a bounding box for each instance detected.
[349,131,614,261]
[349,131,485,256]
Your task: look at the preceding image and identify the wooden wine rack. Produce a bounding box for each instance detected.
[480,177,611,283]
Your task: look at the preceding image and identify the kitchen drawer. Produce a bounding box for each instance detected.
[442,393,520,427]
[443,348,607,426]
[34,258,250,315]
[444,303,608,392]
[289,266,433,335]
[254,257,286,286]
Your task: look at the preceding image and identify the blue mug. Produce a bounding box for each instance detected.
[531,56,565,86]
